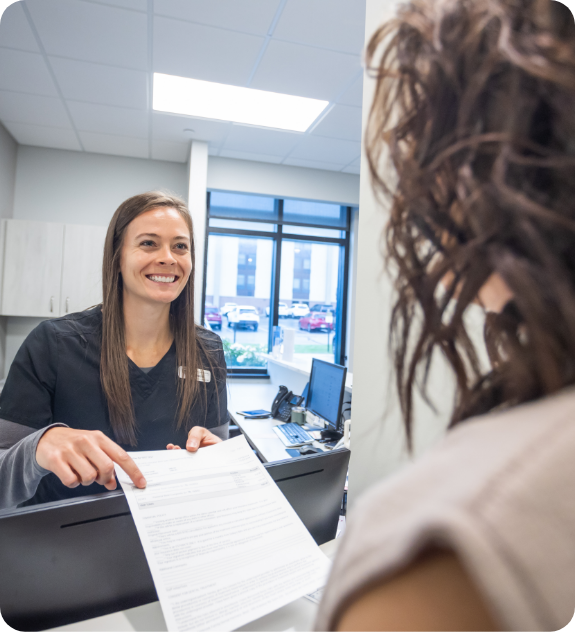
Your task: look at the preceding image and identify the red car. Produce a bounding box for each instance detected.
[204,305,222,330]
[299,308,334,332]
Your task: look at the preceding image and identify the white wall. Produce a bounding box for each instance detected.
[13,146,189,226]
[347,0,459,508]
[207,156,359,206]
[0,122,17,377]
[0,122,16,220]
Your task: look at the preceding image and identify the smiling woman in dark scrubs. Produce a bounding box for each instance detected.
[0,191,228,509]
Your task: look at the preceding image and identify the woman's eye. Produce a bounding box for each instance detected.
[174,243,189,250]
[140,240,155,247]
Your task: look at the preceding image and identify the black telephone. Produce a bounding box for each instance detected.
[271,385,304,422]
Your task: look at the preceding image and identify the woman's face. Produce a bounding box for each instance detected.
[120,207,192,306]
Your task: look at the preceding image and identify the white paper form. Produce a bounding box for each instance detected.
[115,436,331,632]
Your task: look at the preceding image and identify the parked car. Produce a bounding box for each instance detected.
[288,303,310,318]
[299,306,334,332]
[220,302,237,317]
[265,302,289,318]
[309,303,334,313]
[204,305,222,330]
[227,306,260,331]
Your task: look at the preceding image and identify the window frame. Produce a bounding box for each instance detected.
[202,192,351,377]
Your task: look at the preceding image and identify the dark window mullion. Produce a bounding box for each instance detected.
[268,200,283,353]
[335,207,351,365]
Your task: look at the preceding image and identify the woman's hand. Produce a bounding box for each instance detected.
[36,427,146,490]
[166,426,222,452]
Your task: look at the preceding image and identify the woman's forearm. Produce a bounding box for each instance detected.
[0,422,67,510]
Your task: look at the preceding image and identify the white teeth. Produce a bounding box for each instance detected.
[148,275,175,283]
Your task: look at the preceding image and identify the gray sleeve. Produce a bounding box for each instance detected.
[0,420,68,510]
[210,421,229,442]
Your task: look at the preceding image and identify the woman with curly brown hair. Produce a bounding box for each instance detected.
[316,0,575,629]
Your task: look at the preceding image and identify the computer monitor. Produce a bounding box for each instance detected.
[306,359,347,440]
[0,448,350,631]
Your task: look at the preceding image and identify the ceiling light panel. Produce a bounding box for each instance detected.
[153,73,328,133]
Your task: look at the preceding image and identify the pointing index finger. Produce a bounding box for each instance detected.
[99,436,146,488]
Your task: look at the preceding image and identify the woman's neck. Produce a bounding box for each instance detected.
[123,293,173,368]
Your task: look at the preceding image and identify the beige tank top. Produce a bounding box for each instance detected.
[315,388,575,631]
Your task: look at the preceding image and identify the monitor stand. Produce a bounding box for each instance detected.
[320,428,343,445]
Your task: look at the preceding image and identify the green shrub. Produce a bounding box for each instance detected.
[222,339,267,367]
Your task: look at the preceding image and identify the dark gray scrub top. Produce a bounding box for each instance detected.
[0,307,228,506]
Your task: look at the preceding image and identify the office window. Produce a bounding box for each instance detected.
[280,239,342,364]
[209,191,278,223]
[237,240,257,297]
[204,191,351,375]
[205,233,273,370]
[283,199,348,230]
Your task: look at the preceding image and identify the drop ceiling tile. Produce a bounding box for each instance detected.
[337,73,363,107]
[154,0,282,36]
[3,121,81,150]
[68,101,148,138]
[222,125,301,156]
[0,48,58,96]
[153,16,264,86]
[343,156,361,170]
[84,0,147,11]
[153,112,230,145]
[0,91,71,128]
[51,58,147,108]
[220,149,283,164]
[283,157,344,172]
[250,40,361,100]
[342,163,360,174]
[311,104,362,142]
[289,135,361,164]
[152,139,189,163]
[0,3,40,53]
[27,0,148,70]
[274,0,366,55]
[79,131,149,158]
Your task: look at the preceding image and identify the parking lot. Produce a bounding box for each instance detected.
[215,315,336,354]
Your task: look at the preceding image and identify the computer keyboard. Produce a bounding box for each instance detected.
[273,423,314,447]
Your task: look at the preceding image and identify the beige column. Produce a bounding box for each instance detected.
[187,141,208,323]
[347,0,456,509]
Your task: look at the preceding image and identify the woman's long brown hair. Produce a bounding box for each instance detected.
[101,191,216,446]
[365,0,575,447]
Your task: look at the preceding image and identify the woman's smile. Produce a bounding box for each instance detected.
[146,274,179,284]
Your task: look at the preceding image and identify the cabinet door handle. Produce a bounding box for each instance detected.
[50,296,54,313]
[66,297,70,312]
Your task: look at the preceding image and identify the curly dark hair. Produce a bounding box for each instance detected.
[365,0,575,446]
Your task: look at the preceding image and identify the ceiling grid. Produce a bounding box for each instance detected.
[0,0,365,174]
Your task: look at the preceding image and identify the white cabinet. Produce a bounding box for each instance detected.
[0,220,108,318]
[60,224,107,316]
[1,220,64,317]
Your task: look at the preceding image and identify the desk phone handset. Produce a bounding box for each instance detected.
[271,385,304,422]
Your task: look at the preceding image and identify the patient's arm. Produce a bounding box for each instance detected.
[336,548,497,631]
[0,419,67,510]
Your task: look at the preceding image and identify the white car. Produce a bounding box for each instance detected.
[220,302,237,317]
[265,302,289,318]
[289,303,310,318]
[227,306,260,331]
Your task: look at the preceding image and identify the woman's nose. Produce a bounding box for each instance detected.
[157,246,176,265]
